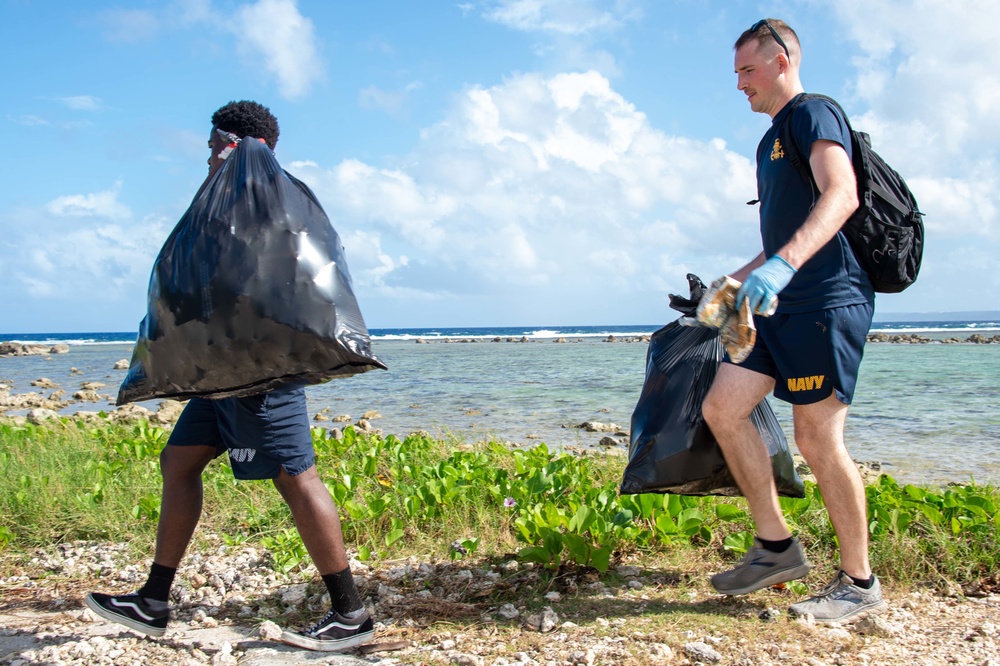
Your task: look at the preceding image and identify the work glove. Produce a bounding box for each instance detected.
[736,255,796,316]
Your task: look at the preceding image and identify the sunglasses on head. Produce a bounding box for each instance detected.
[750,19,789,58]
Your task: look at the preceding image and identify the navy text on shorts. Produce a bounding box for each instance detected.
[167,385,314,480]
[729,301,873,405]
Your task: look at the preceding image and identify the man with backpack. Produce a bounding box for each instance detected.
[700,19,887,623]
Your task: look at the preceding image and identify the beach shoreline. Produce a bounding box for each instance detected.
[2,332,999,488]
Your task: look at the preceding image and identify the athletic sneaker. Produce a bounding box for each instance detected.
[84,592,169,637]
[711,537,812,595]
[789,570,887,623]
[280,608,374,652]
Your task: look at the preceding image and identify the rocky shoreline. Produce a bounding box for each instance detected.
[865,333,1000,344]
[5,332,997,359]
[0,343,71,357]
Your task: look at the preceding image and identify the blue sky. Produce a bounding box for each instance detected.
[2,0,996,333]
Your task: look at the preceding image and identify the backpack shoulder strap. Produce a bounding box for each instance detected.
[781,93,854,185]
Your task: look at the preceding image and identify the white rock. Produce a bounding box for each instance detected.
[826,627,853,641]
[525,606,559,633]
[26,408,59,425]
[855,615,898,637]
[683,641,722,663]
[280,583,307,607]
[497,603,520,619]
[258,620,283,640]
[648,643,673,664]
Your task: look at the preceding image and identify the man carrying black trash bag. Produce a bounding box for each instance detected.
[85,101,377,652]
[700,21,886,624]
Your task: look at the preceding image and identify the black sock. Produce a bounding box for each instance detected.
[757,537,793,553]
[849,573,875,589]
[138,562,176,602]
[322,567,363,615]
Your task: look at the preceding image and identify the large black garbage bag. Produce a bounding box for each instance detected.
[118,138,386,405]
[621,274,804,497]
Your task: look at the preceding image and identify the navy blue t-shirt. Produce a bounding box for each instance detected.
[756,94,874,313]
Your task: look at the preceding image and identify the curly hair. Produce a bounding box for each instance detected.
[211,100,280,149]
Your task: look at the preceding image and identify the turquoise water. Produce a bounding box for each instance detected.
[1,333,998,487]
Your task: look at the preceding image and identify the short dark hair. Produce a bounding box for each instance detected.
[211,100,280,149]
[734,18,799,56]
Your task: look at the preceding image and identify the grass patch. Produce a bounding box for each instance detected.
[1,417,998,592]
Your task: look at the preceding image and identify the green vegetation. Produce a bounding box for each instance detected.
[1,418,998,590]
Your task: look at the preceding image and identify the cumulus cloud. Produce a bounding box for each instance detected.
[3,184,170,324]
[234,0,323,99]
[832,0,1000,241]
[287,70,758,323]
[478,0,639,77]
[45,182,132,220]
[18,222,165,297]
[92,0,324,101]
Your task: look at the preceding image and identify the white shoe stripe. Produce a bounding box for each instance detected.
[110,598,155,622]
[315,619,361,633]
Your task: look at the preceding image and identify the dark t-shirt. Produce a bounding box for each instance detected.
[756,94,874,313]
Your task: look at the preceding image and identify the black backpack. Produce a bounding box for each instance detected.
[780,93,924,293]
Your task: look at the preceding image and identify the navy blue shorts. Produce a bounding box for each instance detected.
[167,385,315,480]
[729,301,873,405]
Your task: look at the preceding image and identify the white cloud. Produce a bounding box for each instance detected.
[287,70,759,322]
[359,82,423,116]
[483,0,638,35]
[15,220,168,300]
[340,229,409,287]
[10,114,49,127]
[56,95,105,111]
[45,182,132,220]
[832,0,1000,242]
[91,0,324,101]
[480,0,637,77]
[234,0,323,100]
[2,184,170,317]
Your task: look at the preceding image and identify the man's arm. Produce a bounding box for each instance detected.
[730,252,766,282]
[775,139,859,269]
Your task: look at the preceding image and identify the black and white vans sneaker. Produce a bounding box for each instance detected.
[280,608,374,652]
[84,592,169,637]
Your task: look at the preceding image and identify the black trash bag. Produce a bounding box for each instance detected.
[118,137,386,405]
[620,274,804,497]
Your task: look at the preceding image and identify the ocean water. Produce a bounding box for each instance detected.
[2,322,998,488]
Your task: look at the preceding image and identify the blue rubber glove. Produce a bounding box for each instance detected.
[736,255,797,316]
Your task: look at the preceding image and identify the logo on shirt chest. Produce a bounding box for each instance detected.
[770,138,784,161]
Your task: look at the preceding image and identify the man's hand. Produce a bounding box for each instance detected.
[736,255,796,316]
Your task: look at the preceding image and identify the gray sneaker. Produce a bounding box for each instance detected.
[711,537,811,595]
[789,570,888,624]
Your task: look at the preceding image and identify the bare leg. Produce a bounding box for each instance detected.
[152,445,217,568]
[793,394,871,579]
[272,465,349,575]
[703,363,790,540]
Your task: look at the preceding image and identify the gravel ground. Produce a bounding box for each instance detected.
[2,540,999,666]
